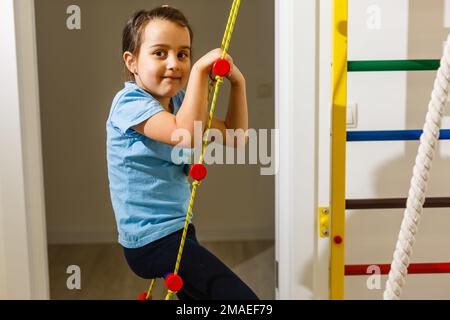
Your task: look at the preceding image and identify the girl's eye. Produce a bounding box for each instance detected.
[178,52,189,59]
[154,51,167,58]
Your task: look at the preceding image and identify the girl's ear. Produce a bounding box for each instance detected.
[123,51,138,75]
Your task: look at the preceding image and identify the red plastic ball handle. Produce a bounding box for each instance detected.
[212,59,231,77]
[165,273,183,292]
[137,292,149,300]
[334,235,343,244]
[189,163,207,181]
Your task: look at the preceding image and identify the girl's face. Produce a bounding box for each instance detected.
[132,19,191,106]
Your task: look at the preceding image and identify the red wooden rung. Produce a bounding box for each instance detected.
[345,262,450,276]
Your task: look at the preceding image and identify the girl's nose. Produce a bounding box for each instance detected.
[167,54,180,70]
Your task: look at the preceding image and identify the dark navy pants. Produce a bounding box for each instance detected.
[123,224,259,300]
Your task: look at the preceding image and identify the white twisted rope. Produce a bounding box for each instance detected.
[383,34,450,300]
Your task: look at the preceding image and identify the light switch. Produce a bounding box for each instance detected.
[347,103,358,128]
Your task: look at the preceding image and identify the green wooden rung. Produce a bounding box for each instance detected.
[348,59,440,72]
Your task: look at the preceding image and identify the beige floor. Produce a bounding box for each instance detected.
[48,240,275,300]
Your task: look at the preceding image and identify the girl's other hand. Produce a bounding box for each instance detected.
[226,64,245,87]
[193,48,244,86]
[194,48,233,75]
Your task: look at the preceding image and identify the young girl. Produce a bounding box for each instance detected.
[106,6,258,300]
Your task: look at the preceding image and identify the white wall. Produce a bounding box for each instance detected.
[0,0,49,299]
[319,0,450,299]
[317,0,333,300]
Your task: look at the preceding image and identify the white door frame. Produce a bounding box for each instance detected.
[0,0,49,299]
[275,0,321,299]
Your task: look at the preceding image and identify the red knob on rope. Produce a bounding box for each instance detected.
[165,273,184,292]
[334,235,343,244]
[189,163,207,181]
[212,59,231,77]
[137,292,150,300]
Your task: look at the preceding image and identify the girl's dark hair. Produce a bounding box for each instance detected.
[122,6,193,81]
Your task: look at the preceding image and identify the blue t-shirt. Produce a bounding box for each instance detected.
[106,81,194,248]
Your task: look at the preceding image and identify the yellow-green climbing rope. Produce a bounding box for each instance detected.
[143,0,242,301]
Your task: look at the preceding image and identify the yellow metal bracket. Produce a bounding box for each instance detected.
[319,206,330,238]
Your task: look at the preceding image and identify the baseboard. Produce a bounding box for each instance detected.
[47,226,275,244]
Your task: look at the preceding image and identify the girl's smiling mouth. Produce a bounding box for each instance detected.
[162,76,181,80]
